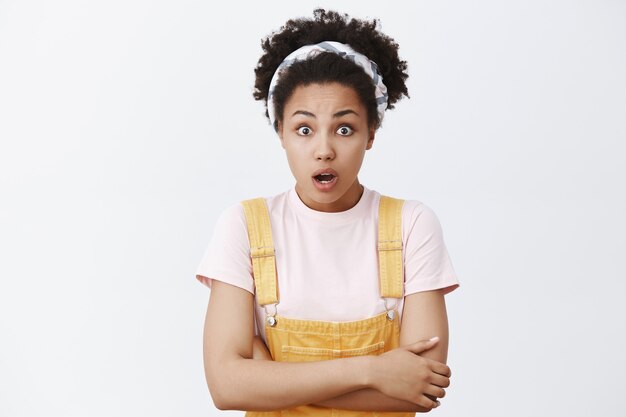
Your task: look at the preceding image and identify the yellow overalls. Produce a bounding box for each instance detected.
[241,194,414,417]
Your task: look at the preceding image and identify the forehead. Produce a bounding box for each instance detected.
[284,82,365,113]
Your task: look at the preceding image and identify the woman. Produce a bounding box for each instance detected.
[196,8,460,415]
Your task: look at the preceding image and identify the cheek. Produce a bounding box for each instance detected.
[284,149,308,173]
[346,148,367,171]
[346,144,367,159]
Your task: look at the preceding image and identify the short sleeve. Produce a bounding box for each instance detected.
[195,203,255,294]
[403,203,460,296]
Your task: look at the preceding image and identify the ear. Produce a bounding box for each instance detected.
[366,127,376,150]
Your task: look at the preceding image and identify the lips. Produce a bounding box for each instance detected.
[312,168,339,180]
[311,168,339,192]
[311,167,338,191]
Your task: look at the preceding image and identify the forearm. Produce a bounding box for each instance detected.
[314,388,432,412]
[212,355,372,411]
[249,336,431,412]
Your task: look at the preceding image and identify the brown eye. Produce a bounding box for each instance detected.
[337,125,353,136]
[297,126,312,136]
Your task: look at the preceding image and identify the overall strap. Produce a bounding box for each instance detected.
[378,195,405,298]
[240,198,279,306]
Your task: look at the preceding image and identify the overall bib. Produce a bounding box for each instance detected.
[241,194,414,417]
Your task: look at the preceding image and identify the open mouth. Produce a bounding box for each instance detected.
[313,173,336,184]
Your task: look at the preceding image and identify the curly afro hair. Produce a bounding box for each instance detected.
[253,8,409,132]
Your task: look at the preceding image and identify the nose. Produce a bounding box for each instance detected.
[314,134,335,161]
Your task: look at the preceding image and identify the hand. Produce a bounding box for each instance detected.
[369,337,451,410]
[251,335,273,360]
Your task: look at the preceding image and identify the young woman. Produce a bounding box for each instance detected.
[196,8,460,416]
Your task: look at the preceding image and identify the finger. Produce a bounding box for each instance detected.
[425,384,446,399]
[430,372,450,388]
[429,360,452,378]
[418,394,440,410]
[406,337,439,355]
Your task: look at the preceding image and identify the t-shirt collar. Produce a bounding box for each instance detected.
[288,183,373,224]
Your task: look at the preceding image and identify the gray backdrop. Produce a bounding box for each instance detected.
[1,0,624,416]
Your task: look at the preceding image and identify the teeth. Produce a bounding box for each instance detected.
[314,172,335,184]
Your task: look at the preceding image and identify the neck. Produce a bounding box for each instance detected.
[295,179,365,213]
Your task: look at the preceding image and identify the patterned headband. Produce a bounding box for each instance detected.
[267,41,389,131]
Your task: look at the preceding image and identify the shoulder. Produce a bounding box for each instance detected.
[375,191,443,239]
[374,190,438,226]
[402,200,442,232]
[217,188,291,228]
[400,198,451,261]
[240,189,290,212]
[214,201,246,230]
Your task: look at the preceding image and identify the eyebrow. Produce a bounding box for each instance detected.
[291,109,359,118]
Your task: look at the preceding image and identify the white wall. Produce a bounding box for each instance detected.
[1,1,624,416]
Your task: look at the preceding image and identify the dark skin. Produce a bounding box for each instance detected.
[249,287,450,411]
[202,84,451,412]
[203,279,450,411]
[203,11,448,411]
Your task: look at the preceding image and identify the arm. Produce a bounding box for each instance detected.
[398,288,450,364]
[312,289,451,411]
[203,279,375,411]
[318,203,458,410]
[251,289,451,412]
[252,338,431,412]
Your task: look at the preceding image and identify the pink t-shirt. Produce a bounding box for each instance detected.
[195,185,460,344]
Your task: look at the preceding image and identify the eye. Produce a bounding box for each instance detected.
[336,125,354,136]
[297,126,313,136]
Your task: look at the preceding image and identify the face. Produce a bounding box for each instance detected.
[277,82,375,213]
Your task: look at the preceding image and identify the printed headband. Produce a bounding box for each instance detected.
[267,41,389,130]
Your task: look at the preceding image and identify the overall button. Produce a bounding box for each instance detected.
[386,310,396,320]
[267,316,277,327]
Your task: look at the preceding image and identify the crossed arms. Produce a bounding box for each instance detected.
[202,279,451,412]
